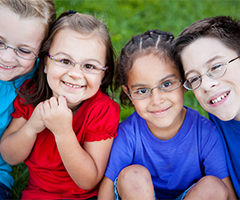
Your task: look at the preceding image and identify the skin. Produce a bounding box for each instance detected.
[0,29,114,190]
[181,37,240,121]
[123,54,186,140]
[98,53,237,200]
[0,8,45,81]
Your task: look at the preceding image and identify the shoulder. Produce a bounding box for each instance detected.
[185,107,216,129]
[83,90,120,114]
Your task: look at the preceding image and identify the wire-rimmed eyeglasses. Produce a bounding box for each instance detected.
[48,54,107,75]
[129,79,182,100]
[184,56,240,90]
[0,40,37,60]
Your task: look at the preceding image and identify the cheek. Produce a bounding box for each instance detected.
[21,60,36,70]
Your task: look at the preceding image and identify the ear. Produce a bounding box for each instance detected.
[183,87,188,93]
[122,84,134,105]
[122,85,129,96]
[44,66,48,73]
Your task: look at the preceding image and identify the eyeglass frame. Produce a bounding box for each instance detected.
[0,40,38,60]
[183,55,240,91]
[47,54,107,75]
[128,79,182,100]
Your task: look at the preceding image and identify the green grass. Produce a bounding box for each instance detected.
[10,0,240,199]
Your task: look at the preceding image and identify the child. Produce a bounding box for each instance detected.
[0,0,56,198]
[171,16,240,199]
[98,29,237,200]
[0,10,120,199]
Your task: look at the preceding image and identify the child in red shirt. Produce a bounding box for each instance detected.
[0,10,120,199]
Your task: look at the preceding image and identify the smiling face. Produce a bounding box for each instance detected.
[0,8,45,81]
[181,37,240,121]
[123,54,185,140]
[45,28,106,110]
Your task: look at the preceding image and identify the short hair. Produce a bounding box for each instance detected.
[115,29,177,107]
[172,16,240,80]
[0,0,56,40]
[21,11,115,106]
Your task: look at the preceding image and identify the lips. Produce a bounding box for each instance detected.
[0,63,15,69]
[63,81,83,88]
[210,92,229,104]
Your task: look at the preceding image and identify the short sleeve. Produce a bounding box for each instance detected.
[11,80,35,120]
[84,100,120,142]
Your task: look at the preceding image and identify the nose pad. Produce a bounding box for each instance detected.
[150,88,165,105]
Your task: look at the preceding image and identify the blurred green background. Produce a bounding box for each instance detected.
[11,0,240,199]
[53,0,240,121]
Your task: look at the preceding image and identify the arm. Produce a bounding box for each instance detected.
[222,176,237,200]
[0,103,45,165]
[98,176,115,200]
[40,96,115,190]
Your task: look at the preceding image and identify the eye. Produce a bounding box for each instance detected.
[0,40,5,46]
[58,58,72,65]
[161,80,173,88]
[210,64,223,72]
[83,64,97,70]
[136,88,149,94]
[18,48,32,55]
[189,76,200,83]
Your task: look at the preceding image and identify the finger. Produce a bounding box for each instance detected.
[58,96,67,107]
[49,97,58,109]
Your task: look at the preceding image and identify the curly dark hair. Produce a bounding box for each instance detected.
[115,29,179,107]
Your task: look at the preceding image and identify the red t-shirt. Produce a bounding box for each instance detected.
[11,89,120,199]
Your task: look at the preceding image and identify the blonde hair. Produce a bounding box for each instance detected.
[0,0,56,39]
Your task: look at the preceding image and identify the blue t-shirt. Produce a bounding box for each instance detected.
[209,113,240,199]
[0,60,38,189]
[105,107,229,199]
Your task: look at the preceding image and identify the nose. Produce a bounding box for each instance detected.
[0,47,16,62]
[68,64,84,79]
[150,87,165,106]
[200,74,219,92]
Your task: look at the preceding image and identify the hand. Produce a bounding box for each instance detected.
[28,103,46,135]
[39,96,73,137]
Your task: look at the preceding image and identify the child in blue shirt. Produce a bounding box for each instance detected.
[98,29,237,199]
[172,16,240,199]
[0,0,56,198]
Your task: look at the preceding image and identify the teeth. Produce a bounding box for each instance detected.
[210,92,228,104]
[64,82,81,88]
[0,63,14,69]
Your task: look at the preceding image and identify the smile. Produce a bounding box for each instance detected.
[0,63,15,69]
[63,81,83,88]
[210,92,229,104]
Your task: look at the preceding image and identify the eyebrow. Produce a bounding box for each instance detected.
[185,55,224,77]
[131,74,177,89]
[52,52,104,65]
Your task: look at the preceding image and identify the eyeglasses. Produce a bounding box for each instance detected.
[0,40,37,60]
[129,79,182,100]
[48,54,107,75]
[184,56,240,90]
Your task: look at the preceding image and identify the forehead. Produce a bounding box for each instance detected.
[181,37,237,65]
[50,28,106,61]
[128,54,180,86]
[0,8,45,49]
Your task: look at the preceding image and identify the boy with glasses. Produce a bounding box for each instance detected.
[172,16,240,198]
[98,29,237,200]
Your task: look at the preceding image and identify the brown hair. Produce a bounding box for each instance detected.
[0,0,56,40]
[21,11,116,106]
[172,16,240,81]
[115,29,177,107]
